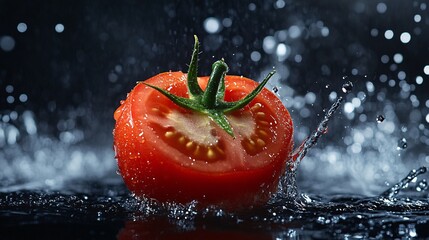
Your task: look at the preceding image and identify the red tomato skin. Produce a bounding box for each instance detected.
[113,72,293,209]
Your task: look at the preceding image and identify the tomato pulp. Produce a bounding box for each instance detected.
[113,71,293,209]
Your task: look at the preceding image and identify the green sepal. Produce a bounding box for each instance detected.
[143,83,204,112]
[223,70,275,113]
[144,36,276,137]
[207,110,234,137]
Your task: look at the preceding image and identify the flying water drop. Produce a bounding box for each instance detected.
[416,179,428,192]
[397,138,407,150]
[272,86,279,93]
[342,81,353,93]
[376,115,385,123]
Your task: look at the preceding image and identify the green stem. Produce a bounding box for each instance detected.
[145,36,277,137]
[202,60,229,108]
[187,35,204,98]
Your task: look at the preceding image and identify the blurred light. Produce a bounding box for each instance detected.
[55,23,65,33]
[5,85,14,93]
[400,32,411,43]
[9,111,18,121]
[381,55,389,63]
[424,65,429,75]
[2,115,10,123]
[351,143,362,153]
[276,30,287,41]
[378,121,395,134]
[414,14,422,23]
[376,2,387,13]
[276,43,289,61]
[19,94,28,102]
[222,18,232,27]
[204,17,221,34]
[300,108,311,118]
[384,30,394,39]
[398,71,406,80]
[416,76,423,85]
[329,91,337,102]
[321,27,329,37]
[344,102,354,113]
[250,51,261,62]
[23,111,37,135]
[379,74,388,82]
[263,36,276,54]
[370,28,379,37]
[0,36,15,52]
[6,96,15,104]
[393,53,403,63]
[294,54,302,63]
[288,25,301,39]
[115,65,123,73]
[108,73,118,82]
[275,0,286,9]
[248,3,256,11]
[366,81,375,92]
[358,91,367,101]
[352,98,361,108]
[305,92,316,104]
[17,22,27,33]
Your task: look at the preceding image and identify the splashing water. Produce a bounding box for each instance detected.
[380,166,427,199]
[290,96,344,171]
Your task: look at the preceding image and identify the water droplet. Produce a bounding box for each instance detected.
[325,84,330,89]
[416,179,428,192]
[342,81,353,93]
[376,115,385,123]
[272,86,279,93]
[397,138,407,150]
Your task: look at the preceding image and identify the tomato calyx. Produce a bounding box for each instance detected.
[144,35,275,137]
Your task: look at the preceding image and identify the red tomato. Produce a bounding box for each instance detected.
[113,71,293,209]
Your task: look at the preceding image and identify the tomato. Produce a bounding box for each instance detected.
[113,36,293,209]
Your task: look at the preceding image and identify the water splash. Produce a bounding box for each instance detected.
[380,166,427,199]
[290,97,344,171]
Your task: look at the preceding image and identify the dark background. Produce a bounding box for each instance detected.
[1,0,429,191]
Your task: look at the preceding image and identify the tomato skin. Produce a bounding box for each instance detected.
[113,72,293,209]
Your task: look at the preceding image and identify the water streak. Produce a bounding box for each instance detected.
[380,166,427,199]
[290,97,344,171]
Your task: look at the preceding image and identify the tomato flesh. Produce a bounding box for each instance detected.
[113,72,293,209]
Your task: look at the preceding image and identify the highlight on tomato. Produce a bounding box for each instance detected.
[113,36,294,209]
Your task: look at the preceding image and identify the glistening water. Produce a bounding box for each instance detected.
[2,0,429,239]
